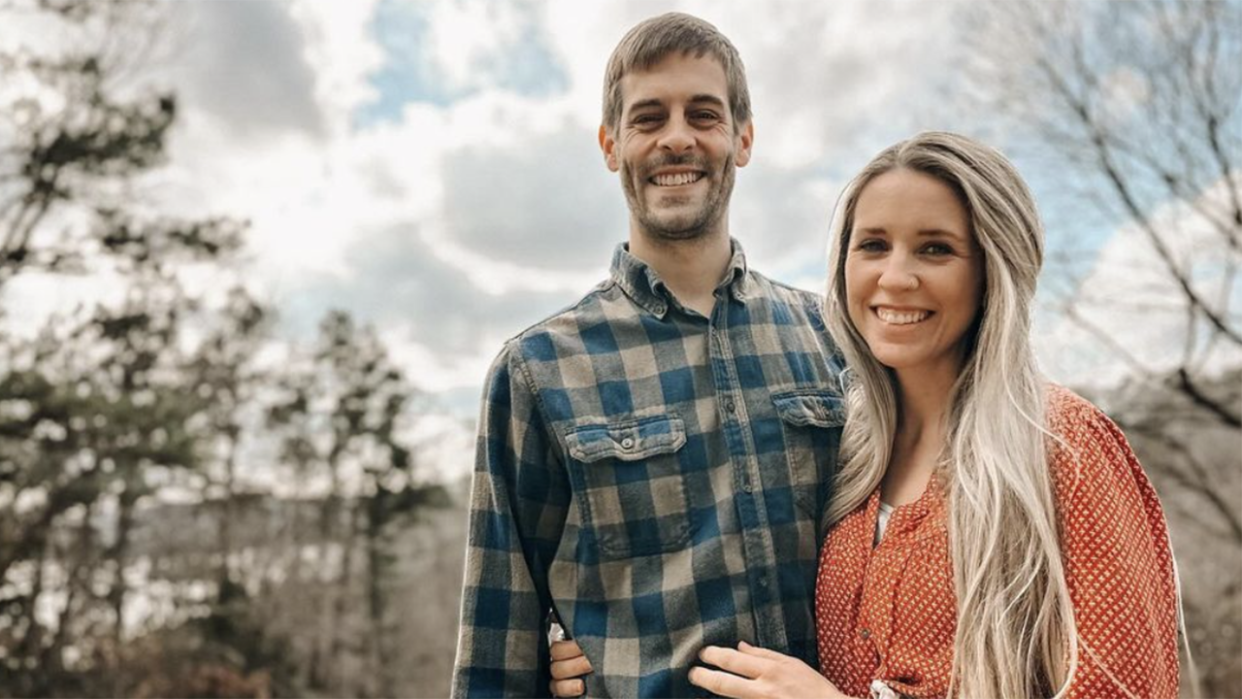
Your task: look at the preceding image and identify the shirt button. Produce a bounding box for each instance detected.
[620,437,635,449]
[859,628,871,640]
[725,400,736,413]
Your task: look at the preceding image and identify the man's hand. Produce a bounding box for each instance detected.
[549,639,593,697]
[688,641,852,699]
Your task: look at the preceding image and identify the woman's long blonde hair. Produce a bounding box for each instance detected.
[824,132,1078,697]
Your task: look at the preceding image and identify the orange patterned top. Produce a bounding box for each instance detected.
[815,385,1179,698]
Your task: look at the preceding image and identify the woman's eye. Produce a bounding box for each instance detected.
[922,243,953,255]
[856,239,887,252]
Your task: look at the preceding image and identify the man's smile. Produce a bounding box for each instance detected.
[649,170,705,187]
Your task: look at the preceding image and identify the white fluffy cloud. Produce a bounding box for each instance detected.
[1035,175,1242,388]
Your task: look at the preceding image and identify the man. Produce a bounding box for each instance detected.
[451,13,844,698]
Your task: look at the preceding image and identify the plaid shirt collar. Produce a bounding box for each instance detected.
[610,237,752,318]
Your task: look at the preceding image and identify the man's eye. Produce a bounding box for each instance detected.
[633,114,662,125]
[690,111,720,121]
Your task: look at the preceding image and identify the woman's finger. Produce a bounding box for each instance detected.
[550,639,587,661]
[688,666,761,699]
[549,653,594,680]
[549,677,585,697]
[737,640,793,662]
[699,645,768,679]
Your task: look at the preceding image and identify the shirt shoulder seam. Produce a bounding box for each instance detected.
[503,278,616,344]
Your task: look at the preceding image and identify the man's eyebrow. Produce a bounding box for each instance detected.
[688,94,726,108]
[627,98,664,112]
[626,95,727,112]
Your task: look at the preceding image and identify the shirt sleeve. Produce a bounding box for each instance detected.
[451,342,570,698]
[1054,400,1180,699]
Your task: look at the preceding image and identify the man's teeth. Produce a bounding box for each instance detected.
[876,308,931,324]
[652,172,703,186]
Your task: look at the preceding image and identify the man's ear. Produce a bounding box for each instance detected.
[734,120,754,168]
[599,124,619,172]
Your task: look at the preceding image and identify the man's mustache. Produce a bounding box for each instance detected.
[636,155,712,179]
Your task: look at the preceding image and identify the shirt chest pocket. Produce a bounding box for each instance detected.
[772,391,845,517]
[562,414,691,560]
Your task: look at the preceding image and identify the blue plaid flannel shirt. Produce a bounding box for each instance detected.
[452,240,845,697]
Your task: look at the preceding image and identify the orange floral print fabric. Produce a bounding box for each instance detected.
[815,385,1179,698]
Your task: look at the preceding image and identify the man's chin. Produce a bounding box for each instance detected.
[645,203,706,226]
[639,213,716,241]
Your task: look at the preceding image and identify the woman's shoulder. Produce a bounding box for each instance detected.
[1042,383,1155,513]
[1043,383,1130,461]
[1044,383,1110,434]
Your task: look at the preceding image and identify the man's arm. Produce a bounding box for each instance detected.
[452,343,570,698]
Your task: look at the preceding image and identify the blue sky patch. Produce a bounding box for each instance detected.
[355,0,570,128]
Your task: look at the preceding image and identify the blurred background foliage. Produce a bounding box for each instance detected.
[0,1,456,696]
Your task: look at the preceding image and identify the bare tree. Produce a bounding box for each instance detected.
[261,310,438,698]
[962,0,1242,694]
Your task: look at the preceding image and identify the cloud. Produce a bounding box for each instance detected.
[274,223,580,357]
[439,124,626,272]
[357,0,569,125]
[265,219,612,411]
[422,0,567,97]
[286,0,386,132]
[175,0,326,142]
[731,163,841,278]
[1035,175,1242,388]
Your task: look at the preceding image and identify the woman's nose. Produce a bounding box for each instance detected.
[877,254,919,291]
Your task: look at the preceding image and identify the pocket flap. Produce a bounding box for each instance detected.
[564,415,686,463]
[772,391,845,428]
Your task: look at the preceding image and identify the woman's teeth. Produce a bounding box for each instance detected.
[876,308,931,325]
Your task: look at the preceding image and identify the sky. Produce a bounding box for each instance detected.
[2,0,1237,483]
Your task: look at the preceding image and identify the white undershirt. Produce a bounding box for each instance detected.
[874,501,895,546]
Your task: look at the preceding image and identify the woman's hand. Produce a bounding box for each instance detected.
[688,641,851,699]
[549,639,593,697]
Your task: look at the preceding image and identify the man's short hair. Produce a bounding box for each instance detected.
[602,12,752,134]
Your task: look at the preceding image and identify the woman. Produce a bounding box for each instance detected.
[549,132,1180,698]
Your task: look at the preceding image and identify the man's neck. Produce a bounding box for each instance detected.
[628,228,733,317]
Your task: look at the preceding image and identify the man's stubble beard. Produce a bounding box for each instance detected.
[621,154,736,243]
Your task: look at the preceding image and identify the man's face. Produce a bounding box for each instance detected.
[600,53,753,242]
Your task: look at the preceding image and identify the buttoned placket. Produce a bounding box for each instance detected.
[855,491,884,671]
[708,290,788,652]
[859,487,937,682]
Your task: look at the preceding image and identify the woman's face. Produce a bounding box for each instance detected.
[844,167,985,378]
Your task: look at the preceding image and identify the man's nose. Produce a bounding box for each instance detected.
[657,117,695,153]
